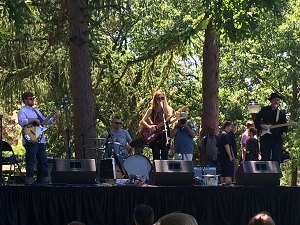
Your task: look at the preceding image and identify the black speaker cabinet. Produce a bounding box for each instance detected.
[99,158,116,180]
[236,161,281,186]
[153,160,194,186]
[51,159,97,184]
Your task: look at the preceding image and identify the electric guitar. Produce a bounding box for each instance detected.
[260,121,297,137]
[22,105,64,144]
[140,105,188,144]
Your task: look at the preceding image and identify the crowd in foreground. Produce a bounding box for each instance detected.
[66,204,276,225]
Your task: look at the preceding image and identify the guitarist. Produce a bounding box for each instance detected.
[140,90,175,160]
[254,93,287,163]
[17,92,60,185]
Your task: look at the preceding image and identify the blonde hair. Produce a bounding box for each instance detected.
[150,90,173,117]
[248,212,275,225]
[156,212,198,225]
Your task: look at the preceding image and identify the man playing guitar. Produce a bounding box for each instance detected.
[18,91,60,185]
[254,93,287,163]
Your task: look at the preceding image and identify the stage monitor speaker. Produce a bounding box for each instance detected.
[51,159,97,184]
[236,161,281,186]
[99,158,116,180]
[153,160,194,186]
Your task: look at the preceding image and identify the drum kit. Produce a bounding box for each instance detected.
[89,137,152,183]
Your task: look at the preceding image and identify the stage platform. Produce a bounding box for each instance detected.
[0,184,299,225]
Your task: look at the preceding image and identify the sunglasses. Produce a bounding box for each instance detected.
[272,98,280,102]
[156,97,165,101]
[27,97,35,100]
[113,122,122,125]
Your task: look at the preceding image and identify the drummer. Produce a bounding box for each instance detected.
[105,115,132,156]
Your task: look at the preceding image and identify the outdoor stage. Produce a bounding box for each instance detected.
[0,184,300,225]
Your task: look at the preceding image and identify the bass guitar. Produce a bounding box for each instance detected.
[140,105,188,144]
[260,121,297,137]
[22,104,64,144]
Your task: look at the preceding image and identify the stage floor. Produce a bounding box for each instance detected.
[0,184,299,225]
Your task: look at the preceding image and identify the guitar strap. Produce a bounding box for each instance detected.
[276,108,280,123]
[32,108,44,123]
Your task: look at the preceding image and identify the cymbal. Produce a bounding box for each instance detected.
[90,137,105,140]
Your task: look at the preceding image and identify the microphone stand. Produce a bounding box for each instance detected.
[63,95,71,159]
[80,119,103,159]
[160,101,169,146]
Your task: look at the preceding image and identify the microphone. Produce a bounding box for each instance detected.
[160,100,164,109]
[64,94,68,104]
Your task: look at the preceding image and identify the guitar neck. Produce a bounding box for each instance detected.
[270,123,290,129]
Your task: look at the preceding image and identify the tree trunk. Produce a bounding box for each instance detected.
[201,19,219,138]
[67,0,97,159]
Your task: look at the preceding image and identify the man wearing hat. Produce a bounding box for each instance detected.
[170,112,197,161]
[18,91,60,185]
[254,93,287,163]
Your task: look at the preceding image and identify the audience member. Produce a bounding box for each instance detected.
[67,221,86,225]
[155,212,198,225]
[133,204,154,225]
[248,212,275,225]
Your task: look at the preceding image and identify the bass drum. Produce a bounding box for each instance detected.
[123,155,152,183]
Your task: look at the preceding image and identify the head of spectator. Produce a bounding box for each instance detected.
[155,212,198,225]
[67,221,86,225]
[248,212,275,225]
[133,204,154,225]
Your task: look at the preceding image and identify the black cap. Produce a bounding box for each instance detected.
[268,93,282,100]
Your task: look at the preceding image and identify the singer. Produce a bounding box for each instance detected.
[140,90,175,160]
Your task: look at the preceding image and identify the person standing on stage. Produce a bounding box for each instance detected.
[18,91,60,185]
[245,128,260,161]
[217,121,234,184]
[170,112,197,161]
[241,120,255,161]
[140,90,175,160]
[199,126,218,167]
[105,115,132,157]
[254,93,287,163]
[229,123,239,182]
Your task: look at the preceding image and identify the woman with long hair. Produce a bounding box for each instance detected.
[140,90,175,160]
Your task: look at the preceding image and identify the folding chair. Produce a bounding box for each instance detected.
[1,141,23,184]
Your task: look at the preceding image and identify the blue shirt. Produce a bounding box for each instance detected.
[174,122,197,154]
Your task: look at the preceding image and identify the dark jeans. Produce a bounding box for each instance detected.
[24,142,49,181]
[260,136,283,163]
[149,134,169,160]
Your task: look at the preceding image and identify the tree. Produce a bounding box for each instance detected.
[66,0,97,158]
